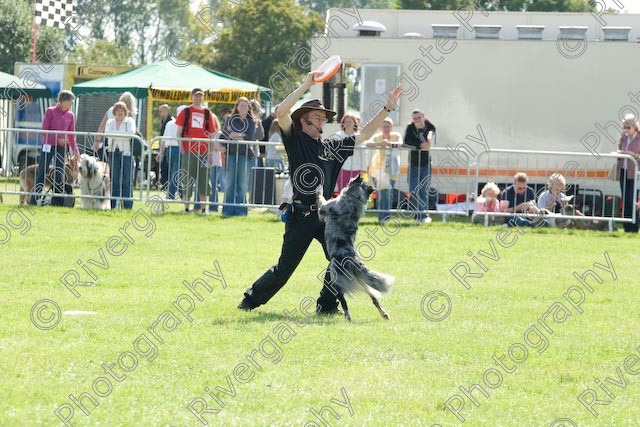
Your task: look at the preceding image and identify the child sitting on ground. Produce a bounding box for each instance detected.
[472,182,502,224]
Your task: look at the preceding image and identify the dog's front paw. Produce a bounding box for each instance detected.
[315,185,323,196]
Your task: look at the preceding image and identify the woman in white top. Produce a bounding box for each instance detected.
[366,117,403,222]
[105,101,136,209]
[265,119,285,172]
[95,92,137,157]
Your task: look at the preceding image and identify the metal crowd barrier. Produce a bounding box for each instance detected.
[146,138,473,219]
[473,149,638,227]
[147,136,281,211]
[0,128,149,207]
[3,127,637,230]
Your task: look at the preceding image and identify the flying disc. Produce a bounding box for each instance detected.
[313,55,342,82]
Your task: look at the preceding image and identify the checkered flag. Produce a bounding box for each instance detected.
[34,0,76,30]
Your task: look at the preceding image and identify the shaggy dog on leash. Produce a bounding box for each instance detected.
[316,175,394,321]
[79,154,111,210]
[19,155,79,205]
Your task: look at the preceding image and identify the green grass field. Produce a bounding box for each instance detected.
[1,197,639,427]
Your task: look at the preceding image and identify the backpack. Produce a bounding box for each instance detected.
[181,106,212,137]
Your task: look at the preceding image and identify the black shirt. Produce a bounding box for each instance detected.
[501,184,536,222]
[221,115,256,155]
[404,121,436,166]
[160,115,173,136]
[282,123,355,205]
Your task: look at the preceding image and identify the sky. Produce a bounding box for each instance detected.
[601,0,640,13]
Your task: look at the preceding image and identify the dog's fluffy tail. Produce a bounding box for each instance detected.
[328,257,394,299]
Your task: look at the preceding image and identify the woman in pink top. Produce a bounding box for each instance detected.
[31,90,79,206]
[617,114,640,232]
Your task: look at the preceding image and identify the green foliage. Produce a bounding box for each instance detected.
[0,0,32,73]
[395,0,594,10]
[0,0,71,73]
[70,39,133,66]
[299,0,398,14]
[208,0,323,101]
[523,0,594,12]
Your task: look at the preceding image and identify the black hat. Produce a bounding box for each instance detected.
[291,99,336,126]
[192,88,204,95]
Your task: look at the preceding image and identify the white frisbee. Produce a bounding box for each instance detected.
[313,55,342,83]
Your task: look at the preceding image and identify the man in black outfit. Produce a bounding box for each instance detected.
[238,72,401,314]
[403,109,436,224]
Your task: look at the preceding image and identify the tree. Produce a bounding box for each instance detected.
[73,0,199,64]
[208,0,323,101]
[396,0,594,10]
[0,0,71,73]
[298,0,397,15]
[70,39,133,65]
[0,0,32,73]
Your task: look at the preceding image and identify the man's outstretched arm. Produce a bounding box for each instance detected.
[277,71,323,134]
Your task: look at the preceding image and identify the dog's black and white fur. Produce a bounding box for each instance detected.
[555,204,612,231]
[316,175,394,321]
[79,154,111,210]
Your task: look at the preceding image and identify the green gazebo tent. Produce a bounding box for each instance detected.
[71,60,272,137]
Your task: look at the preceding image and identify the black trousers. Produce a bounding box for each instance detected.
[620,172,639,233]
[243,208,339,312]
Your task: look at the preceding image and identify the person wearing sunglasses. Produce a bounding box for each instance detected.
[617,114,640,232]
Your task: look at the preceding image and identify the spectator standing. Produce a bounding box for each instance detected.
[158,105,186,200]
[334,114,363,191]
[95,91,136,161]
[175,88,218,215]
[31,90,80,206]
[221,97,257,217]
[366,117,402,223]
[157,104,173,189]
[403,109,435,224]
[250,99,266,166]
[105,101,137,209]
[617,114,640,233]
[266,118,285,172]
[261,107,276,167]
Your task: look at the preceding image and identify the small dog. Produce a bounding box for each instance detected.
[316,175,394,321]
[19,155,79,205]
[79,154,111,210]
[555,205,611,231]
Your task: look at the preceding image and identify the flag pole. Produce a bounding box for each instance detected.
[32,21,38,62]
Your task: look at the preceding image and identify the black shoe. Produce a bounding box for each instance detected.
[237,299,254,311]
[316,306,343,316]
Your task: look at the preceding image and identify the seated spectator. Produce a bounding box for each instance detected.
[501,172,536,225]
[537,173,572,214]
[472,182,501,224]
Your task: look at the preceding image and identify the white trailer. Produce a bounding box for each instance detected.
[307,8,639,197]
